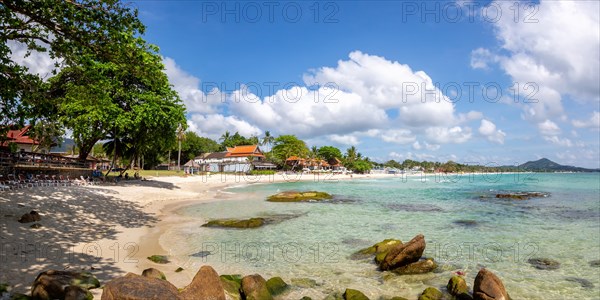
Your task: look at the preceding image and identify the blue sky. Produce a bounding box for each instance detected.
[133,1,598,167]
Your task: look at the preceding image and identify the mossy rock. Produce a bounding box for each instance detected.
[147,255,170,264]
[351,239,402,260]
[447,275,468,296]
[290,278,318,288]
[1,283,8,294]
[70,272,101,290]
[267,191,333,202]
[266,277,288,295]
[220,274,243,300]
[392,258,437,275]
[175,267,184,272]
[323,291,345,300]
[202,218,266,229]
[418,287,442,300]
[343,288,370,300]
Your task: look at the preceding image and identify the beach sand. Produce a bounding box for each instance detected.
[0,172,396,298]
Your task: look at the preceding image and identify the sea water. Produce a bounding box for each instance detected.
[160,173,600,299]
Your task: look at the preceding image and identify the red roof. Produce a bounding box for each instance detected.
[225,145,264,158]
[2,125,39,146]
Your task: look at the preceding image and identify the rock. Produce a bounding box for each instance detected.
[290,278,318,288]
[147,255,170,264]
[350,239,402,260]
[527,258,560,270]
[589,260,600,267]
[495,192,548,200]
[175,267,184,272]
[300,297,313,300]
[64,285,92,300]
[241,274,272,300]
[447,275,469,296]
[141,268,166,280]
[191,251,212,258]
[453,220,478,227]
[473,269,510,300]
[418,287,442,300]
[266,277,288,296]
[180,265,226,300]
[343,289,369,300]
[18,211,41,223]
[101,273,179,300]
[31,270,99,300]
[202,218,265,229]
[380,234,425,271]
[565,277,594,289]
[392,258,437,275]
[220,275,242,300]
[387,297,409,300]
[323,291,344,300]
[30,223,43,229]
[266,191,332,202]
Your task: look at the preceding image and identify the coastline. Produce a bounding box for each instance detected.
[0,172,396,298]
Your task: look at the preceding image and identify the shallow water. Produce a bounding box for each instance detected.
[161,173,600,299]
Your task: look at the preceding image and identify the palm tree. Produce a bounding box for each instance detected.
[261,130,274,152]
[310,146,319,159]
[219,131,231,148]
[345,146,357,162]
[176,123,185,171]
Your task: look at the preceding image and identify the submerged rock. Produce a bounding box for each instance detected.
[147,255,170,264]
[473,268,510,300]
[392,258,437,275]
[380,234,425,271]
[418,287,442,300]
[350,239,402,260]
[291,278,319,288]
[565,277,594,289]
[344,288,370,300]
[266,277,288,296]
[202,218,266,229]
[453,220,479,227]
[266,191,332,202]
[386,203,444,212]
[495,192,548,200]
[589,260,600,267]
[527,258,560,270]
[31,270,99,300]
[191,251,211,258]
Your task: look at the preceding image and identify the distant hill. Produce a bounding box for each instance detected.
[517,158,599,172]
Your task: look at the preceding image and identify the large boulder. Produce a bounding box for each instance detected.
[101,273,179,300]
[380,234,425,271]
[141,268,166,280]
[473,269,510,300]
[179,265,226,300]
[447,275,469,296]
[266,277,288,296]
[418,287,442,300]
[391,258,437,275]
[241,274,273,300]
[266,191,332,202]
[31,270,99,300]
[350,239,402,260]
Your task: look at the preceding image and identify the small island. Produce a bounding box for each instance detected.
[266,191,333,202]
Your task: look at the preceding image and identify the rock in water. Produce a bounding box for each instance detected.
[266,191,332,202]
[447,275,469,296]
[202,218,265,229]
[147,255,169,264]
[180,265,226,300]
[350,239,402,260]
[380,234,425,271]
[418,287,442,300]
[343,288,370,300]
[473,269,510,300]
[141,268,166,280]
[589,260,600,267]
[392,258,437,275]
[527,258,560,270]
[565,277,594,289]
[241,274,273,300]
[101,273,179,300]
[266,277,288,296]
[32,270,99,300]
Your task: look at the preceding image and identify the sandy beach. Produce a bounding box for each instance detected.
[0,172,395,298]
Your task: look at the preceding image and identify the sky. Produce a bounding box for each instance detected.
[10,0,600,168]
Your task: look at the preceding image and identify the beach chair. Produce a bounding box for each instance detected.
[0,175,12,191]
[7,174,23,189]
[17,174,35,188]
[58,175,70,186]
[44,174,56,187]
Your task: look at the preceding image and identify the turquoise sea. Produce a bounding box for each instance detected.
[161,173,600,299]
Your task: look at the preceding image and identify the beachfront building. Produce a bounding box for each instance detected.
[285,156,346,172]
[1,126,42,152]
[194,145,275,173]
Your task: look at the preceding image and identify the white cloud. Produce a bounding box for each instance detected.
[328,134,360,145]
[8,41,59,79]
[425,126,472,144]
[543,136,573,147]
[186,114,261,141]
[478,119,506,144]
[538,119,561,136]
[572,111,600,129]
[412,141,422,150]
[472,1,599,122]
[413,141,441,151]
[380,129,416,144]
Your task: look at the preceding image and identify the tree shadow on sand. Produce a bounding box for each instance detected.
[0,185,160,294]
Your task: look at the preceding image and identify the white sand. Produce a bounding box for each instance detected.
[0,172,397,297]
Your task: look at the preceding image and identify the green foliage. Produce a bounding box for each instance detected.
[249,170,276,175]
[181,132,220,160]
[318,146,343,161]
[219,131,259,149]
[271,135,309,167]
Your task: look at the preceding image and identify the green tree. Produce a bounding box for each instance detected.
[261,130,274,151]
[181,132,220,161]
[271,135,308,166]
[317,146,342,162]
